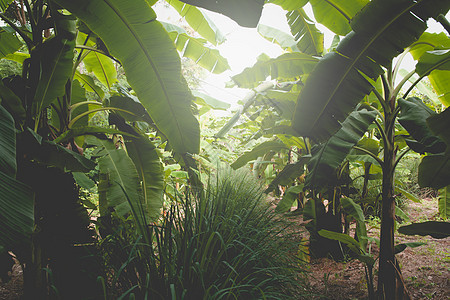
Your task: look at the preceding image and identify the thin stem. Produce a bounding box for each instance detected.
[393,147,410,171]
[392,48,411,86]
[68,107,137,128]
[23,0,37,33]
[375,119,388,150]
[353,146,384,167]
[70,101,102,112]
[392,70,415,99]
[381,74,391,113]
[372,86,389,114]
[436,14,450,35]
[75,45,122,64]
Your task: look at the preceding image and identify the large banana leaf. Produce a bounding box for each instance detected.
[179,0,264,28]
[232,53,318,88]
[275,184,304,212]
[0,105,16,176]
[266,156,310,193]
[309,0,369,36]
[267,0,307,11]
[166,0,226,45]
[55,0,200,157]
[418,154,450,189]
[286,8,323,56]
[257,24,299,52]
[292,0,450,141]
[398,221,450,239]
[77,32,117,90]
[94,137,143,218]
[0,170,33,249]
[397,97,446,154]
[33,14,76,115]
[0,29,22,59]
[161,22,229,74]
[409,32,450,60]
[125,135,164,222]
[305,109,376,189]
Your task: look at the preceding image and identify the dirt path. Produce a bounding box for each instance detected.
[306,198,449,299]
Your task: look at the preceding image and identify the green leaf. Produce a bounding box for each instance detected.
[257,24,299,52]
[318,229,362,255]
[162,22,230,74]
[232,52,318,88]
[0,104,16,176]
[341,197,367,249]
[21,129,96,173]
[397,97,446,154]
[415,49,450,77]
[74,72,105,99]
[33,15,76,115]
[438,185,450,219]
[96,139,142,217]
[395,206,410,222]
[292,0,450,141]
[193,90,230,110]
[231,140,288,169]
[266,156,309,193]
[275,184,304,212]
[72,172,95,189]
[286,8,324,55]
[0,170,34,249]
[395,185,420,203]
[309,0,369,36]
[399,69,439,105]
[394,242,426,254]
[178,0,264,28]
[426,106,450,148]
[0,29,22,59]
[107,96,152,123]
[398,221,450,239]
[166,0,226,45]
[428,69,450,107]
[125,134,164,222]
[4,52,30,64]
[55,0,200,157]
[305,109,376,189]
[409,32,450,60]
[77,32,117,89]
[418,153,450,189]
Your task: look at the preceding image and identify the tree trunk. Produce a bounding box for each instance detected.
[377,111,397,299]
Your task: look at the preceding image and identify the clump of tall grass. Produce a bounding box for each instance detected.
[100,167,306,299]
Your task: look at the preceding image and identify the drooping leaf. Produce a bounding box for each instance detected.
[426,106,450,147]
[394,242,426,255]
[395,185,420,203]
[162,22,230,74]
[341,197,367,249]
[318,229,362,255]
[107,96,153,123]
[415,49,450,76]
[286,8,324,55]
[178,0,264,28]
[55,0,200,158]
[0,104,16,176]
[232,52,318,88]
[0,29,22,59]
[418,153,450,189]
[309,0,369,36]
[77,32,117,89]
[166,0,226,45]
[95,138,142,217]
[397,97,446,154]
[265,156,309,193]
[72,172,95,190]
[257,24,299,52]
[125,134,164,222]
[231,140,289,169]
[20,129,96,173]
[438,185,450,219]
[305,109,377,189]
[292,0,450,141]
[0,170,33,249]
[192,90,230,110]
[33,14,76,115]
[275,184,304,212]
[398,221,450,239]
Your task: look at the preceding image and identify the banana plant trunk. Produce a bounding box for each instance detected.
[377,104,397,299]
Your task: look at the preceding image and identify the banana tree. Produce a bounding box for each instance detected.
[290,0,450,298]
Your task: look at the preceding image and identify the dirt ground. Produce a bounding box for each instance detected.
[0,198,448,299]
[305,198,449,300]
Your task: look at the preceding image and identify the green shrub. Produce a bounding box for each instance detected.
[100,167,306,299]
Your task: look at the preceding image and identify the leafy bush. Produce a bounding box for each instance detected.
[100,167,306,299]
